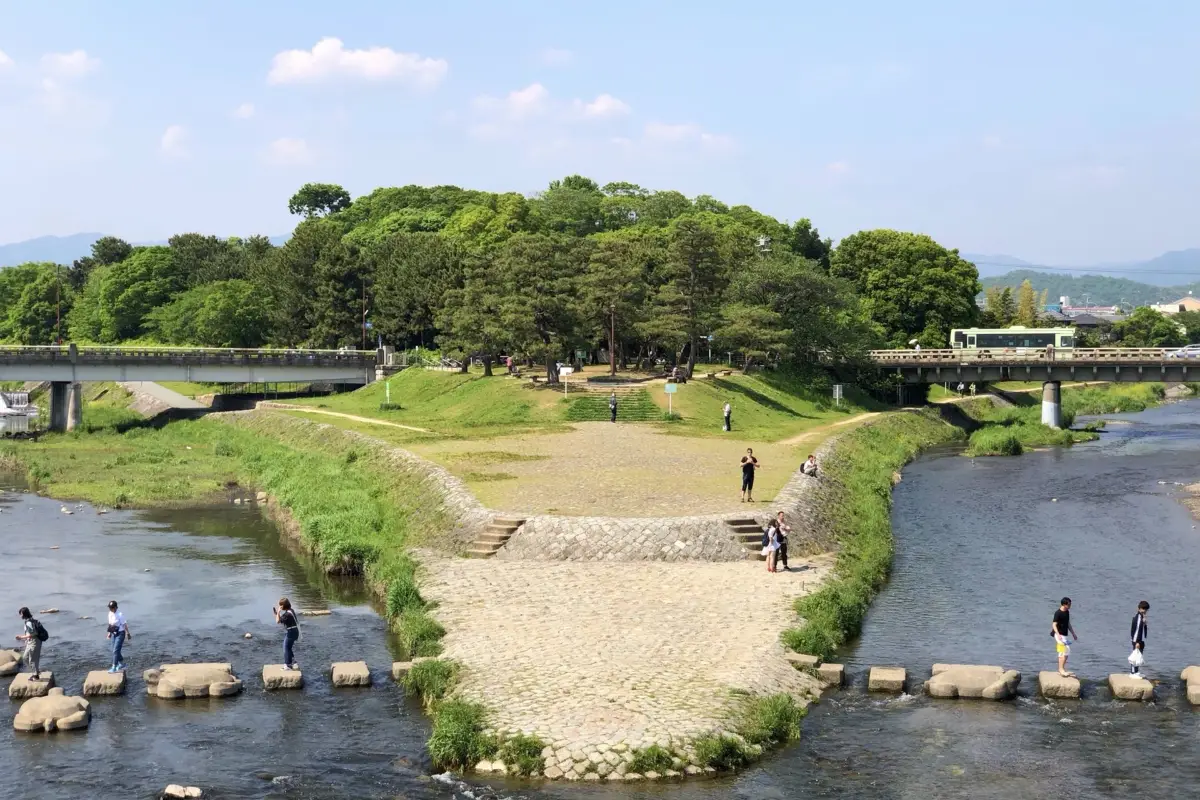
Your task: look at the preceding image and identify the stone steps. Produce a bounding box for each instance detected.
[465,516,526,559]
[564,390,663,422]
[724,517,766,561]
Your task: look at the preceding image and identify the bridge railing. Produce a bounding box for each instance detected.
[869,348,1177,364]
[0,345,378,367]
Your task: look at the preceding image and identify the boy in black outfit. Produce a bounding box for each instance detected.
[1130,600,1149,675]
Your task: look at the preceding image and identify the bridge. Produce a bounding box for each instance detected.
[869,347,1196,427]
[0,344,377,431]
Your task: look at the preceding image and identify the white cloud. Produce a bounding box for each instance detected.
[40,50,100,79]
[0,50,13,70]
[267,37,447,88]
[473,83,550,121]
[825,160,850,174]
[642,122,733,150]
[265,137,315,166]
[160,125,188,158]
[233,102,255,119]
[540,48,573,67]
[574,93,631,119]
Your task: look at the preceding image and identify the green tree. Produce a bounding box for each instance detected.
[68,236,132,291]
[1015,279,1039,326]
[787,219,832,268]
[0,263,70,344]
[532,175,604,237]
[437,254,508,375]
[90,247,184,341]
[309,240,369,349]
[579,232,658,374]
[831,229,980,348]
[372,233,464,348]
[251,219,343,346]
[146,280,271,347]
[288,183,352,218]
[1109,307,1186,347]
[1175,309,1200,343]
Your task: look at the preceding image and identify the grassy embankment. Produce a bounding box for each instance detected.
[782,409,967,660]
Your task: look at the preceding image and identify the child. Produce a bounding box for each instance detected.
[1129,600,1149,676]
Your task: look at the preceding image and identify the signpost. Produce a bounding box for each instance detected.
[832,383,844,407]
[664,381,677,414]
[560,366,574,394]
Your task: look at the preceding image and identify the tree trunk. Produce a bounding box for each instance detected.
[483,354,493,377]
[459,357,468,374]
[545,353,560,384]
[687,332,697,378]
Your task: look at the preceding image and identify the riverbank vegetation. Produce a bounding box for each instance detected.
[782,410,966,660]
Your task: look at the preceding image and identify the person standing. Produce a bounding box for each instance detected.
[740,448,759,503]
[1051,597,1078,677]
[723,402,732,432]
[762,519,780,573]
[15,607,45,681]
[609,392,618,423]
[1129,600,1149,675]
[274,598,300,670]
[106,600,131,673]
[969,383,977,397]
[774,511,791,571]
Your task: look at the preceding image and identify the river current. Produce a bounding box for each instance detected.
[2,398,1198,799]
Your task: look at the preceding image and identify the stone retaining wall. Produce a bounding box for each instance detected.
[496,514,746,562]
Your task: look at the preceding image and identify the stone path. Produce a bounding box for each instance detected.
[417,553,831,775]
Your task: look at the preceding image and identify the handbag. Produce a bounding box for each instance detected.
[1128,648,1145,667]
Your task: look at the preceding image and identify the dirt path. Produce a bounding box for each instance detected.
[777,411,882,446]
[258,403,433,433]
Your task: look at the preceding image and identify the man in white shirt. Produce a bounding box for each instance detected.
[723,402,732,432]
[106,600,132,673]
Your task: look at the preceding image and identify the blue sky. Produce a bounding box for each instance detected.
[1,1,1197,263]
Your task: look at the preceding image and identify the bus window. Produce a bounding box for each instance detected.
[1060,336,1074,347]
[967,335,976,347]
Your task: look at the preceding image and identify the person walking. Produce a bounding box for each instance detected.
[723,402,732,432]
[762,519,781,573]
[1051,597,1078,677]
[957,381,966,397]
[274,598,300,670]
[774,511,791,571]
[609,392,618,423]
[15,607,46,681]
[969,383,977,397]
[740,448,759,503]
[1129,600,1149,675]
[106,600,131,673]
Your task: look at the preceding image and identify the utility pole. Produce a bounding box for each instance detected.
[361,280,367,350]
[609,302,616,377]
[55,263,62,344]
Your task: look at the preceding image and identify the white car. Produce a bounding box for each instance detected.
[1166,344,1200,358]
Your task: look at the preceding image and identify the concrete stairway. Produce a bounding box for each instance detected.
[565,389,662,422]
[465,516,526,559]
[726,517,767,561]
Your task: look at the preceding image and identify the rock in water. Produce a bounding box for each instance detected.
[9,672,55,699]
[0,648,21,677]
[924,664,1021,700]
[1038,671,1081,699]
[83,670,127,696]
[262,665,304,690]
[331,661,371,687]
[868,666,906,693]
[1108,673,1154,701]
[13,687,90,732]
[144,663,242,699]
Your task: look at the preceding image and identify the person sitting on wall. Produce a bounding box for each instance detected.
[800,454,818,478]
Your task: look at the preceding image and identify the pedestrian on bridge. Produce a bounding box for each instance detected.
[1051,597,1078,678]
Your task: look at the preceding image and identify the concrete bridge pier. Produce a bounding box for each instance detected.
[1041,381,1062,429]
[48,382,83,432]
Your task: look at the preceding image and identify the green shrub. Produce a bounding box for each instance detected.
[966,428,1024,456]
[692,734,751,771]
[402,659,457,707]
[497,734,546,777]
[627,744,675,774]
[213,440,237,457]
[427,700,496,771]
[741,694,804,746]
[394,608,445,659]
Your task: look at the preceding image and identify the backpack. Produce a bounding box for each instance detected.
[33,620,49,642]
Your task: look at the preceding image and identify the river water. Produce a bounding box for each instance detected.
[3,399,1199,799]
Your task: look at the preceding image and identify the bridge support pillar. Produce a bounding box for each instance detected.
[66,382,83,431]
[1041,381,1062,429]
[49,381,69,432]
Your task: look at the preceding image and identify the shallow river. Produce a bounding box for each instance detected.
[3,398,1199,799]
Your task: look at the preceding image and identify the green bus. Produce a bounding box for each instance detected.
[949,326,1076,350]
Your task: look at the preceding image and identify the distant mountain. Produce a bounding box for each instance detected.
[963,248,1200,287]
[0,233,103,267]
[979,269,1200,307]
[0,232,290,268]
[961,253,1037,278]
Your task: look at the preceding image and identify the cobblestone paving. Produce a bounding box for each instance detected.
[417,554,832,779]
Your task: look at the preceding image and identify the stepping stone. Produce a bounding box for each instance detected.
[144,663,242,699]
[83,670,127,696]
[1038,671,1081,699]
[331,661,371,687]
[817,663,845,687]
[262,665,304,690]
[162,786,203,798]
[13,687,90,732]
[1108,673,1154,701]
[785,653,819,669]
[868,666,906,693]
[1181,666,1200,705]
[9,672,55,699]
[0,648,21,677]
[925,664,1021,700]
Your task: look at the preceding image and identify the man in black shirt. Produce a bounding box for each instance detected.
[1051,597,1078,678]
[740,448,759,503]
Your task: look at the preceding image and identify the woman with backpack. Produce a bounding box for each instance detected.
[761,519,781,573]
[15,607,46,681]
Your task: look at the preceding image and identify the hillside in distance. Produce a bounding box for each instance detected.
[964,249,1200,287]
[0,232,289,267]
[979,269,1200,307]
